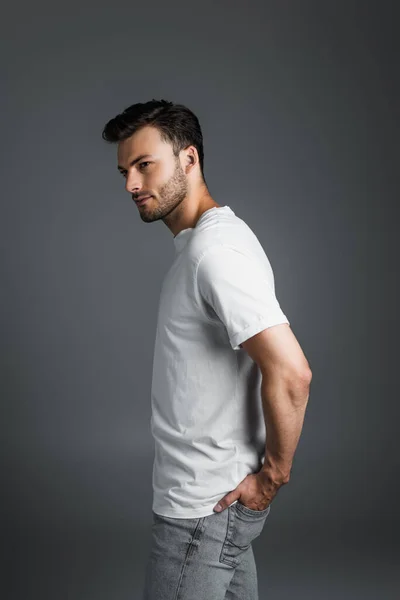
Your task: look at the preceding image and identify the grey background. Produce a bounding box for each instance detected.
[1,1,398,598]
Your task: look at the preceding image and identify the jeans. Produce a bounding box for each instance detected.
[142,500,271,600]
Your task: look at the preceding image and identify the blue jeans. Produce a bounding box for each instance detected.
[142,500,271,600]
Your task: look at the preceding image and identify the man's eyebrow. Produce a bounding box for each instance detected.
[117,154,152,171]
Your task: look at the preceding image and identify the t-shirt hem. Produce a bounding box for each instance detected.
[230,316,290,350]
[153,500,239,519]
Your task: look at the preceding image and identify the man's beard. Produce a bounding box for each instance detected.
[138,159,188,223]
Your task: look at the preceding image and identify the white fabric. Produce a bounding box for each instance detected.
[150,206,290,518]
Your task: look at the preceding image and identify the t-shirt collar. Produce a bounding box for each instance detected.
[173,206,232,253]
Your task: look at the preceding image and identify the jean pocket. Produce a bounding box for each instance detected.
[219,501,271,567]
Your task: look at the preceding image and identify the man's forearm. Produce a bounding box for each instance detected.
[259,371,311,486]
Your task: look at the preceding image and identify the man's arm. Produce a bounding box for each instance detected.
[241,322,312,492]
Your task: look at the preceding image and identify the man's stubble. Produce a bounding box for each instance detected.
[139,158,188,224]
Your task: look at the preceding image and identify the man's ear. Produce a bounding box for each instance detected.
[184,149,197,173]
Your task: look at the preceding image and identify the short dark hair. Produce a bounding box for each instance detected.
[102,99,206,180]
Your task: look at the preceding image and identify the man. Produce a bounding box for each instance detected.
[102,99,312,600]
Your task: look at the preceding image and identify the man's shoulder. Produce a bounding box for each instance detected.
[190,212,261,259]
[189,212,275,291]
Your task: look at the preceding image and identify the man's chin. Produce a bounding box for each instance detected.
[139,208,161,224]
[139,213,155,223]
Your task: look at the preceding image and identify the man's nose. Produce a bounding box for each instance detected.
[125,172,142,194]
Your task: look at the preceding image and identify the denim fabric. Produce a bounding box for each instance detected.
[143,500,271,600]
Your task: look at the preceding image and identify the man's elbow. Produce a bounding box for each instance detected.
[300,365,312,386]
[287,366,312,406]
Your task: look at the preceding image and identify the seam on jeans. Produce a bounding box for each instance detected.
[174,517,205,600]
[219,506,238,568]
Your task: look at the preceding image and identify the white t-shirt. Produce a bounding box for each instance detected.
[150,205,290,518]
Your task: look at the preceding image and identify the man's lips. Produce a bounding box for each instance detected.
[134,195,152,204]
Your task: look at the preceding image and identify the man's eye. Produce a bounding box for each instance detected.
[119,162,150,177]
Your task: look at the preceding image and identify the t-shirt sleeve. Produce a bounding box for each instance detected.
[196,245,290,351]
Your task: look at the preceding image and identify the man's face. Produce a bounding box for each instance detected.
[117,125,188,223]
